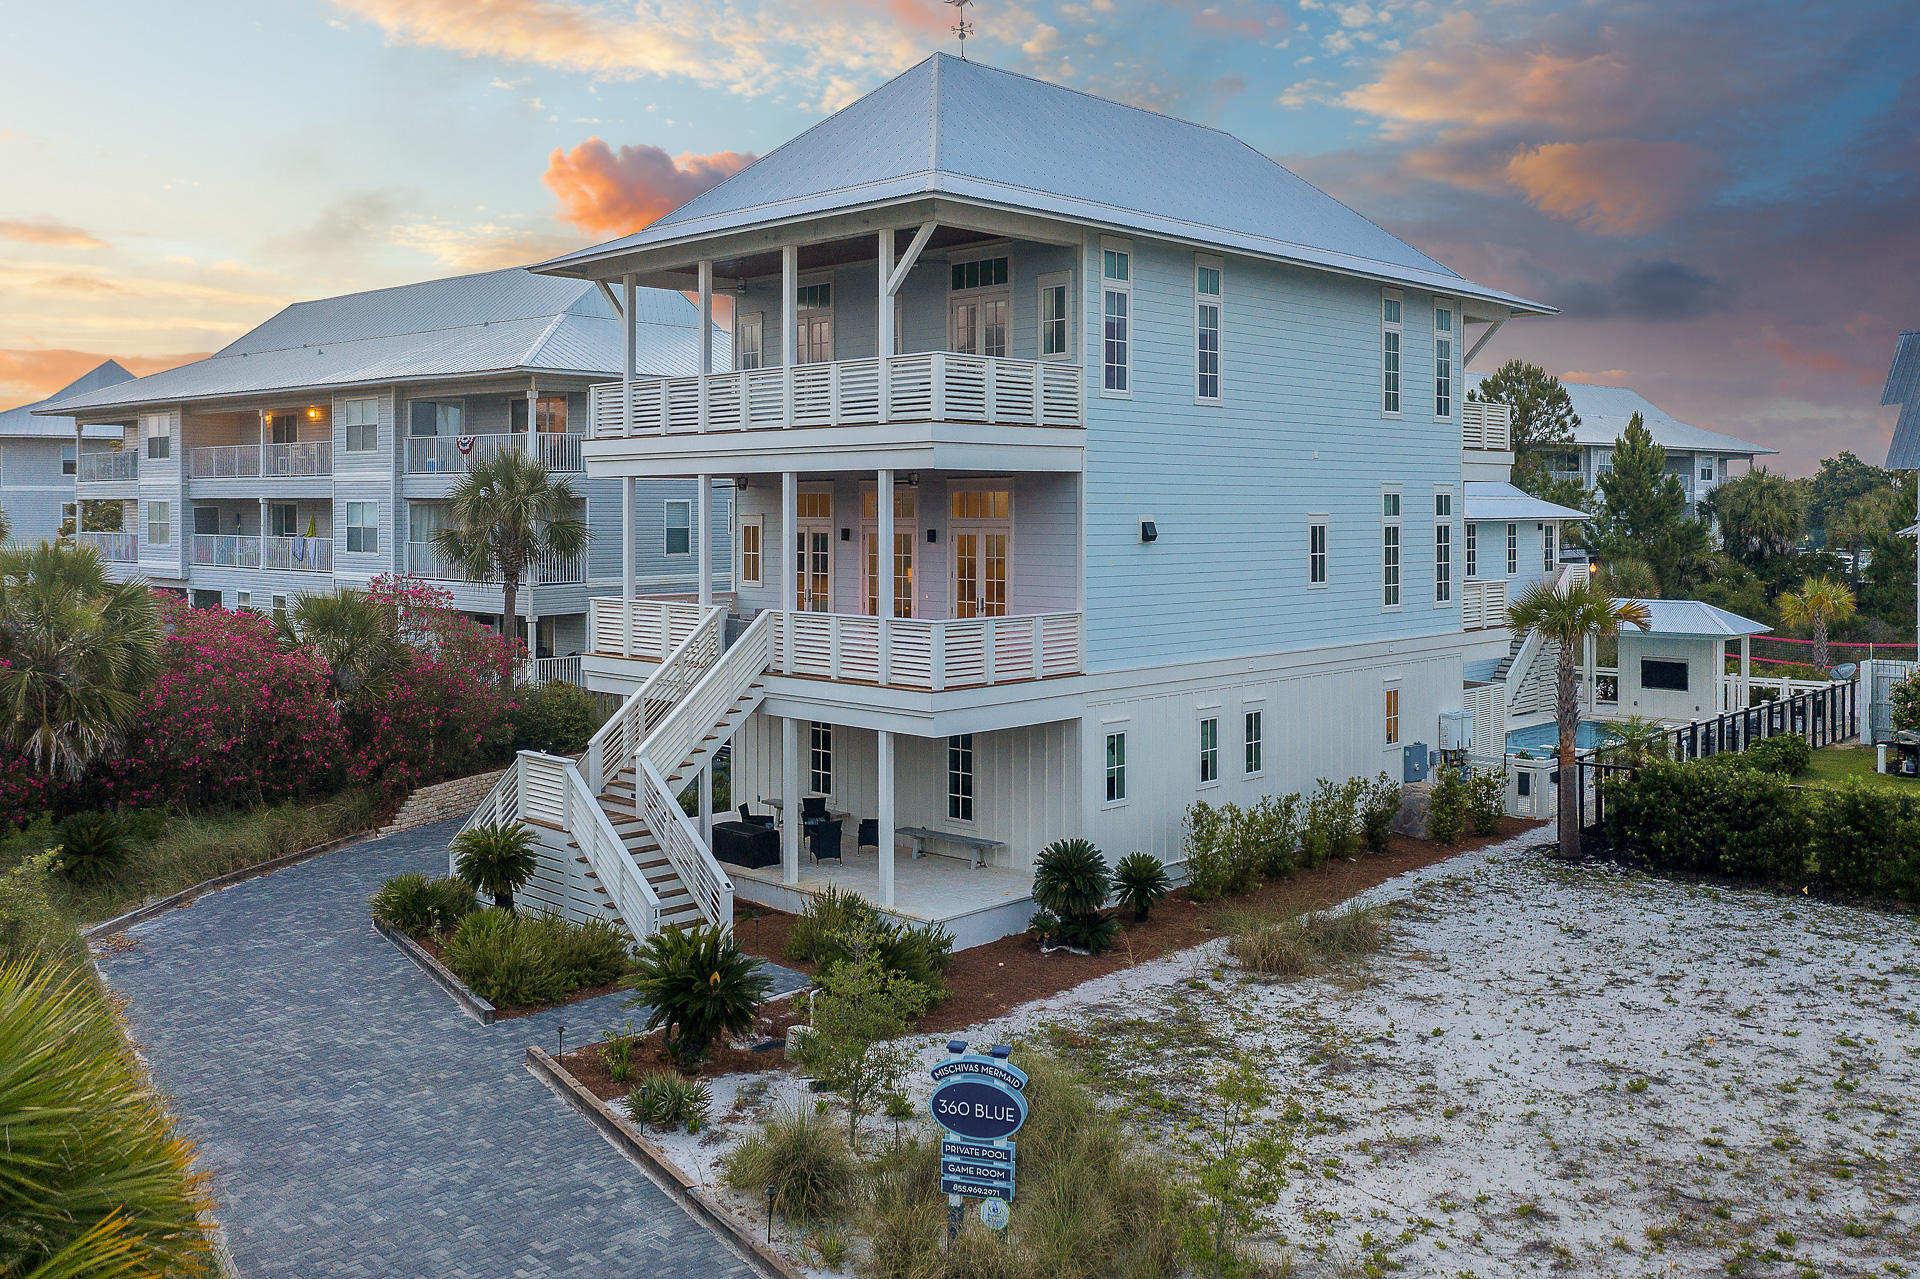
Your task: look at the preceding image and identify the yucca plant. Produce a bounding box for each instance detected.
[1112,851,1171,923]
[1033,838,1116,954]
[53,812,132,887]
[0,960,216,1276]
[622,922,771,1068]
[452,821,537,913]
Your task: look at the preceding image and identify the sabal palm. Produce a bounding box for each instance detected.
[429,450,588,679]
[1778,575,1855,671]
[452,822,538,913]
[1507,578,1651,858]
[276,588,402,704]
[0,961,215,1277]
[0,541,161,779]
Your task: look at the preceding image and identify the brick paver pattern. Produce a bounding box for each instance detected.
[97,820,800,1278]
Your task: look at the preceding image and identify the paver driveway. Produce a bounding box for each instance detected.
[97,819,802,1279]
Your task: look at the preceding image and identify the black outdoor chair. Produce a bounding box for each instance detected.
[738,803,775,830]
[801,796,829,824]
[808,818,844,864]
[857,818,879,852]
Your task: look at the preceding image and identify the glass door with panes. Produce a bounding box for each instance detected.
[860,487,917,618]
[794,490,833,611]
[950,489,1011,618]
[949,256,1010,357]
[796,283,833,364]
[268,503,298,538]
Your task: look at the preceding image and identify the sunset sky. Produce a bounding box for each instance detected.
[3,0,1914,473]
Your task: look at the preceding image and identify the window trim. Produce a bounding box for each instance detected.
[1102,724,1129,809]
[1384,684,1402,748]
[1434,487,1454,607]
[1380,288,1403,417]
[734,310,764,371]
[1307,516,1329,588]
[664,498,692,557]
[1465,521,1478,579]
[736,514,763,588]
[808,721,833,796]
[1542,520,1557,573]
[146,499,171,548]
[1037,269,1073,361]
[1197,709,1221,790]
[946,733,975,824]
[795,275,834,365]
[345,500,379,555]
[1242,701,1265,779]
[1099,237,1132,398]
[1193,254,1222,405]
[1433,299,1455,419]
[1506,521,1519,577]
[144,414,171,460]
[61,443,77,475]
[1382,487,1403,611]
[342,397,380,453]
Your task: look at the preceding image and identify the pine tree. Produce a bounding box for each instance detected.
[1586,413,1712,597]
[1468,359,1584,505]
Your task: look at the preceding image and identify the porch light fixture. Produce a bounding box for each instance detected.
[841,527,851,541]
[926,528,938,544]
[306,406,322,420]
[1139,518,1158,544]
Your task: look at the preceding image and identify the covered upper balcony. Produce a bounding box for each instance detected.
[577,206,1088,477]
[184,403,333,490]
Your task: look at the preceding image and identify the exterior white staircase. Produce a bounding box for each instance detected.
[455,604,775,941]
[1498,565,1580,719]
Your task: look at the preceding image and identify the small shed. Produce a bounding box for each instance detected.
[1604,599,1770,721]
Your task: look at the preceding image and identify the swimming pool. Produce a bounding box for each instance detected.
[1503,720,1621,754]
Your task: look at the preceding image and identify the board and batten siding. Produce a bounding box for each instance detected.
[1078,235,1466,671]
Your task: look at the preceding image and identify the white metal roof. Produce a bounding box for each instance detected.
[1463,481,1586,522]
[1883,331,1920,471]
[1467,375,1774,457]
[37,269,720,417]
[538,55,1549,315]
[1620,598,1772,638]
[1,361,132,439]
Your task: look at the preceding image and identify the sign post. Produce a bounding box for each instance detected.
[928,1039,1027,1242]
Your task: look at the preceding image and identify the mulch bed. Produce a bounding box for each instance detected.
[558,1001,813,1102]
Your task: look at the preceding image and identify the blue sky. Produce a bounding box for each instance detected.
[2,0,1916,473]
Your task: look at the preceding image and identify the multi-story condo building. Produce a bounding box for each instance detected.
[41,269,731,678]
[0,360,132,545]
[459,55,1550,947]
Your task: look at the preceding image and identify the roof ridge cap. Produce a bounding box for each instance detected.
[929,52,941,174]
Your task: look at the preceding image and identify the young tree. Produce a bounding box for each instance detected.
[1586,413,1712,596]
[1466,360,1582,502]
[1507,578,1651,859]
[428,450,588,683]
[1829,488,1906,585]
[798,923,933,1143]
[1778,575,1856,671]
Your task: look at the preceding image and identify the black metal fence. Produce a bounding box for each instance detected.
[1574,680,1859,852]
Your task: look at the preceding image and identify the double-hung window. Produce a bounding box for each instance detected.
[1038,271,1071,359]
[1104,731,1126,803]
[1102,241,1131,393]
[146,500,171,547]
[345,501,378,554]
[1465,522,1478,578]
[342,398,379,452]
[1506,522,1519,576]
[1543,521,1557,572]
[1198,715,1219,786]
[1194,257,1221,402]
[795,284,833,364]
[144,414,171,460]
[1243,709,1263,776]
[1385,687,1401,746]
[1382,490,1402,608]
[61,444,76,475]
[665,499,691,556]
[809,722,833,794]
[946,734,974,822]
[735,312,763,370]
[1381,291,1403,415]
[737,516,762,587]
[1434,302,1454,418]
[1434,490,1453,604]
[1308,519,1328,586]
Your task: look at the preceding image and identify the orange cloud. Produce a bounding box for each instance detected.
[0,218,105,248]
[544,140,756,238]
[0,349,209,407]
[1504,139,1711,235]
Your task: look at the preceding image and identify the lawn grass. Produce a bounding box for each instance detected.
[1800,746,1920,795]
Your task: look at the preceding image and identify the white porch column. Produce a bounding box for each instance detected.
[878,469,894,684]
[781,470,797,670]
[1741,635,1752,710]
[877,728,895,909]
[621,477,635,657]
[697,473,713,607]
[699,763,713,848]
[622,273,636,434]
[697,259,713,433]
[876,228,894,412]
[780,244,798,426]
[526,374,538,455]
[780,716,802,884]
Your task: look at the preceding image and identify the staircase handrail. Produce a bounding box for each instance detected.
[455,759,521,844]
[635,755,733,929]
[584,604,725,793]
[564,760,661,940]
[640,611,775,786]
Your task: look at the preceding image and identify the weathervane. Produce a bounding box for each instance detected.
[945,0,974,58]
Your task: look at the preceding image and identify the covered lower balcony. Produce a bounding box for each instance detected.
[188,501,333,573]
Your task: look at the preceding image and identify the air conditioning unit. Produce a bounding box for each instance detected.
[1439,709,1473,753]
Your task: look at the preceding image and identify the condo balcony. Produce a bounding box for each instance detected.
[186,441,333,479]
[404,540,584,586]
[77,531,137,562]
[404,430,585,475]
[1460,401,1513,451]
[77,450,137,483]
[189,534,334,573]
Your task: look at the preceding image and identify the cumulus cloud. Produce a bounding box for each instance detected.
[1504,139,1714,235]
[543,140,757,237]
[0,218,105,249]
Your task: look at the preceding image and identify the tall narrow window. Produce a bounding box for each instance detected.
[1243,710,1263,776]
[1309,520,1328,585]
[946,734,975,822]
[808,722,833,794]
[1105,732,1126,803]
[1381,291,1403,415]
[735,312,763,370]
[1465,523,1478,578]
[1038,272,1071,359]
[1434,302,1454,418]
[1382,490,1402,608]
[1194,258,1221,402]
[1198,716,1219,785]
[665,499,691,555]
[345,501,378,553]
[796,284,833,364]
[1506,522,1519,576]
[144,414,171,459]
[737,517,762,587]
[1102,243,1130,393]
[1435,491,1453,604]
[146,500,171,547]
[1385,688,1401,746]
[1543,521,1557,572]
[61,444,76,475]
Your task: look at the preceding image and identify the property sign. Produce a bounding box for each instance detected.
[979,1198,1010,1230]
[930,1040,1026,1216]
[929,1078,1028,1142]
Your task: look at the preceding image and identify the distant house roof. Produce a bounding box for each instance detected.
[537,55,1549,316]
[1,361,133,439]
[1883,331,1920,471]
[1463,481,1586,522]
[1621,598,1771,638]
[1467,375,1774,458]
[37,269,718,417]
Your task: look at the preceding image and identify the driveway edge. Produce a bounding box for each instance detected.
[373,920,498,1024]
[83,831,375,941]
[525,1046,807,1279]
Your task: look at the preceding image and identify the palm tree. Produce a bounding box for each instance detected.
[0,505,11,545]
[1778,575,1855,671]
[0,960,216,1277]
[275,588,403,705]
[0,541,162,779]
[1507,578,1651,859]
[452,822,538,913]
[428,450,588,684]
[1704,467,1803,568]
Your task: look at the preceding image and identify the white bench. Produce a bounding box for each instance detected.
[896,826,1004,870]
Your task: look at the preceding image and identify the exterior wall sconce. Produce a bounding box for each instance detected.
[840,527,851,541]
[1140,518,1158,544]
[926,528,938,544]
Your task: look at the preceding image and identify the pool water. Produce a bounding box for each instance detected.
[1504,720,1620,755]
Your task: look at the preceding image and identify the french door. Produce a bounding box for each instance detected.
[861,526,916,618]
[951,528,1009,618]
[950,291,1009,357]
[795,526,831,611]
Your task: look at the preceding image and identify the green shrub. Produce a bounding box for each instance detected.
[451,821,538,913]
[1245,793,1301,879]
[623,922,770,1067]
[1466,767,1507,836]
[1033,837,1115,955]
[0,853,83,970]
[1301,778,1363,866]
[785,886,952,1001]
[1743,734,1812,777]
[1054,911,1119,954]
[1810,783,1920,901]
[627,1070,712,1132]
[123,808,169,844]
[1181,801,1231,901]
[1027,907,1060,944]
[53,812,132,886]
[1603,760,1810,883]
[1360,772,1401,853]
[522,911,629,992]
[1113,851,1170,922]
[599,1023,637,1086]
[785,884,880,963]
[370,872,478,938]
[512,679,594,755]
[1426,766,1468,846]
[798,925,934,1141]
[442,908,561,1008]
[723,1106,857,1225]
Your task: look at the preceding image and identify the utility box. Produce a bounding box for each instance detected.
[1402,743,1430,783]
[1438,709,1473,753]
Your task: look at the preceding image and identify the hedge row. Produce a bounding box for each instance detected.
[1602,756,1920,904]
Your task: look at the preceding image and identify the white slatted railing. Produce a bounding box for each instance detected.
[1461,579,1508,631]
[589,353,1083,437]
[567,763,659,938]
[771,610,1082,690]
[77,451,136,482]
[636,757,732,931]
[583,605,724,794]
[1461,401,1514,451]
[587,597,715,659]
[77,531,137,562]
[456,762,522,844]
[641,611,773,786]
